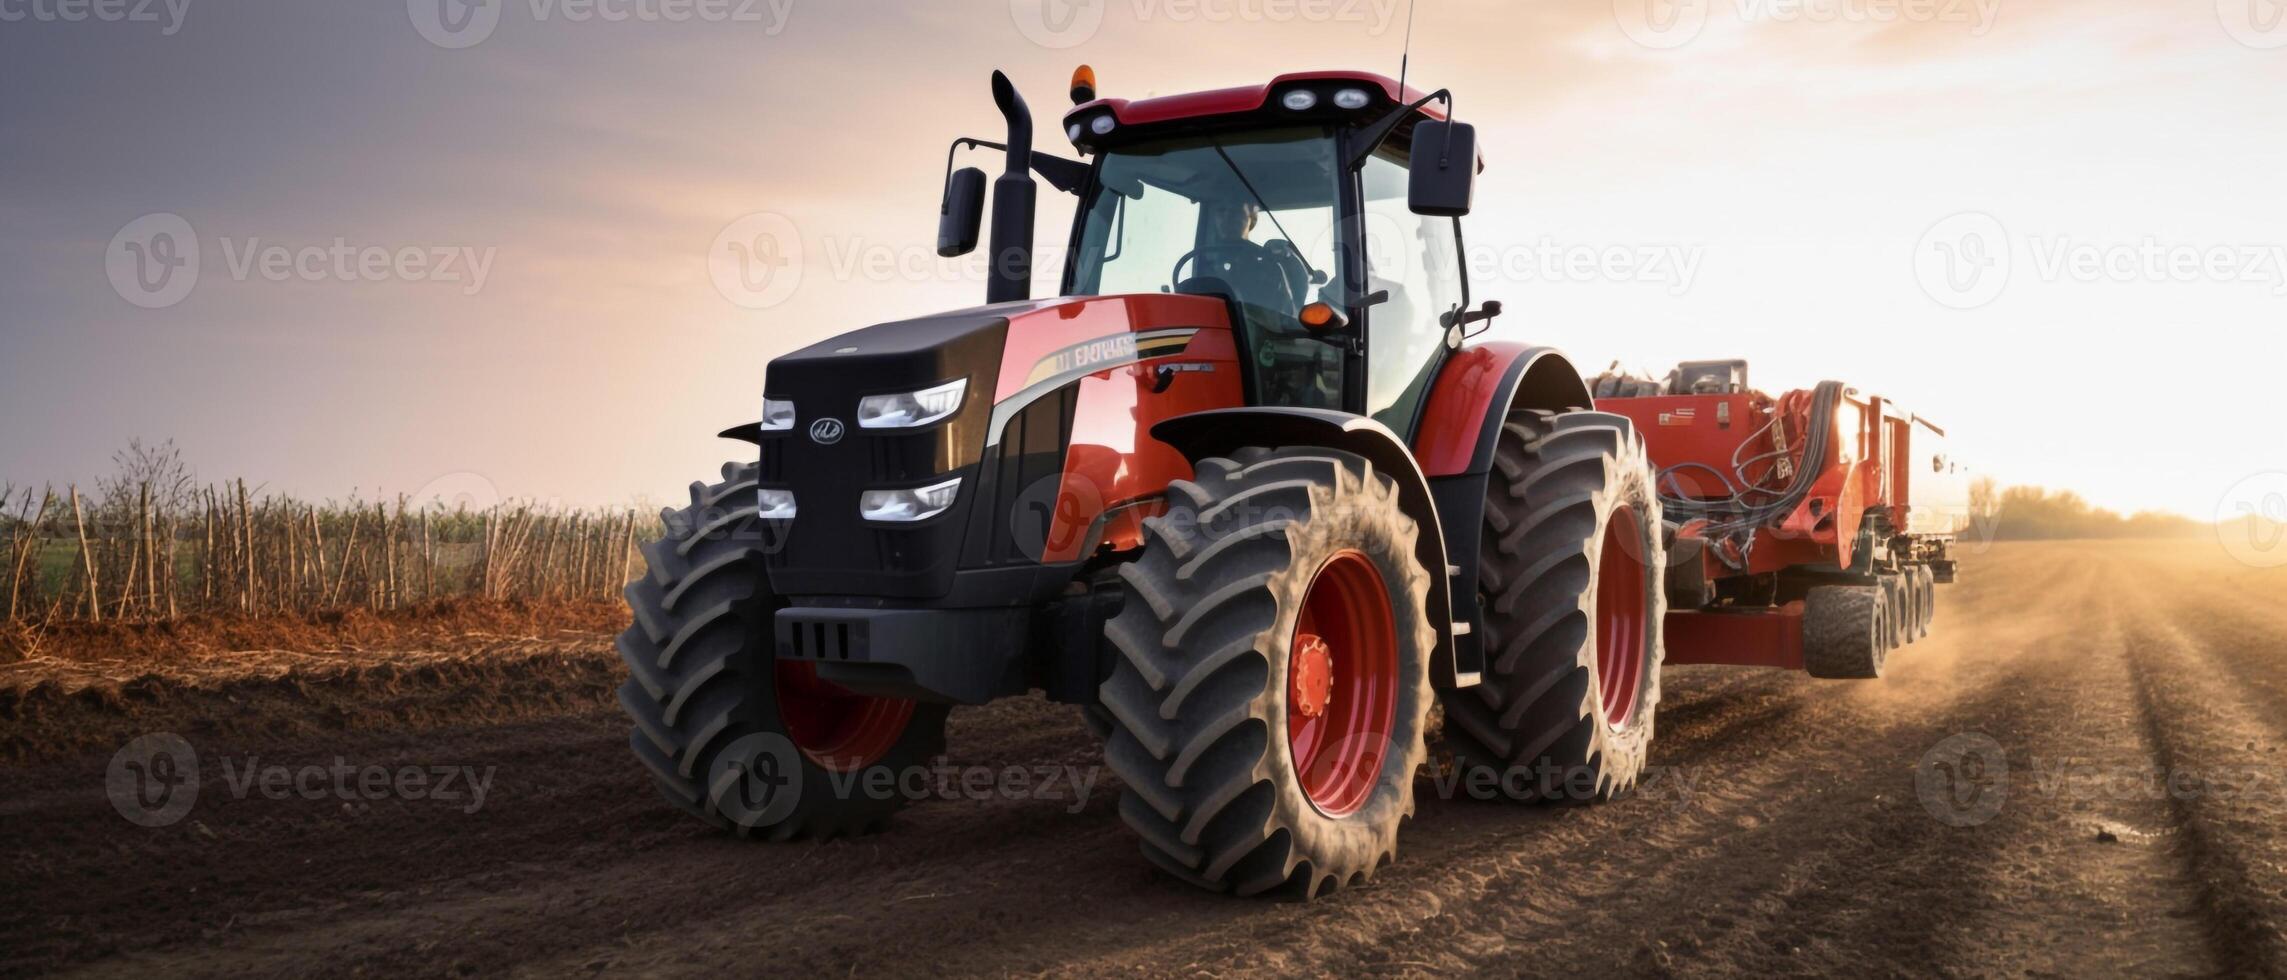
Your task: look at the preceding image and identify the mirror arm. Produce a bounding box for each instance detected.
[944,137,1088,203]
[1349,89,1452,168]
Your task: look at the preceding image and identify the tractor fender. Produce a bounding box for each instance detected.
[1412,342,1595,478]
[1151,408,1472,689]
[1407,343,1598,688]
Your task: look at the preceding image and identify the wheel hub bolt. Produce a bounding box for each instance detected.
[1291,633,1334,719]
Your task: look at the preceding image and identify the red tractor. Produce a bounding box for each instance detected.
[618,68,1963,898]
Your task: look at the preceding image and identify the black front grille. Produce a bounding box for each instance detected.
[961,385,1078,568]
[759,309,1008,600]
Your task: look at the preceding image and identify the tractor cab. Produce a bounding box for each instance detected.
[942,69,1495,437]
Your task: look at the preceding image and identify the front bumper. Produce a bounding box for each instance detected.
[777,605,1030,705]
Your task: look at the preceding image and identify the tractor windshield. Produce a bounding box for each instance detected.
[1067,127,1346,407]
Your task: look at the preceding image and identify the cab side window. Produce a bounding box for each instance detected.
[1360,149,1465,435]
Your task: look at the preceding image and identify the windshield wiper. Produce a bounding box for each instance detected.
[1210,144,1321,285]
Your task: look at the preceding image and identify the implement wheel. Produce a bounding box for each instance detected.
[1803,584,1886,679]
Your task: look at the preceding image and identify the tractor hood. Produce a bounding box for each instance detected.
[759,293,1231,602]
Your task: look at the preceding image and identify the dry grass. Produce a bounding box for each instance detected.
[3,461,651,629]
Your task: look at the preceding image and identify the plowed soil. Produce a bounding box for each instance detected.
[4,541,2283,977]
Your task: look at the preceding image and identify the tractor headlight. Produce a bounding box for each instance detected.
[1089,114,1117,135]
[756,488,797,520]
[759,398,796,432]
[1067,121,1084,141]
[1280,89,1319,111]
[859,477,961,523]
[856,379,967,429]
[1333,87,1372,109]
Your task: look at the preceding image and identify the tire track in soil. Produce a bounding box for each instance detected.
[2111,559,2287,977]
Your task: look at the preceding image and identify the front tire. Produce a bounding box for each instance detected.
[1443,411,1667,803]
[1100,448,1436,898]
[617,462,949,840]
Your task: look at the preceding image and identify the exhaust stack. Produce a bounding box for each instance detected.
[986,70,1037,304]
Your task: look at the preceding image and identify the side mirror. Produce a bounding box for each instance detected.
[937,166,986,257]
[1408,121,1476,217]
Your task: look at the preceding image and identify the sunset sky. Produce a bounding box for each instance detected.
[2,0,2283,519]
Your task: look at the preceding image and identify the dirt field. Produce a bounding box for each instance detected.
[4,540,2284,977]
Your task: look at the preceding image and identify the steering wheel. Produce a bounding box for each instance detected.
[1170,243,1269,287]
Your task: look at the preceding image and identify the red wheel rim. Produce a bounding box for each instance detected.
[1287,550,1399,817]
[775,661,914,772]
[1596,507,1650,729]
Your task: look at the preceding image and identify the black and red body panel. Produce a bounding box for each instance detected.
[758,294,1240,608]
[756,293,1254,703]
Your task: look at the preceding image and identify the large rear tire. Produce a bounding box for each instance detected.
[1443,411,1667,803]
[618,462,949,840]
[1100,448,1435,898]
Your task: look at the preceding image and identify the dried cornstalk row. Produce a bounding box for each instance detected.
[0,481,650,623]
